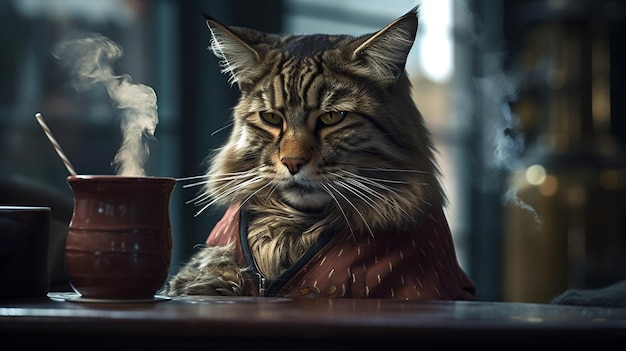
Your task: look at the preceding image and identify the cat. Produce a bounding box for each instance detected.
[162,7,475,300]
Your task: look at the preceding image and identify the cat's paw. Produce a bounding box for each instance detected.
[161,245,245,296]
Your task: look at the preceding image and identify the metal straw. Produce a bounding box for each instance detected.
[34,112,77,176]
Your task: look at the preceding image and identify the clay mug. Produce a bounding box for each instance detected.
[65,175,176,300]
[0,206,51,298]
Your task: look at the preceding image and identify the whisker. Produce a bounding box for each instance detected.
[320,182,355,239]
[202,176,263,206]
[186,176,256,204]
[182,180,210,189]
[191,171,265,217]
[178,171,256,188]
[340,177,389,202]
[414,197,432,208]
[334,180,386,213]
[182,172,258,189]
[342,170,409,185]
[342,171,431,205]
[341,178,404,219]
[335,179,409,225]
[175,174,209,182]
[335,171,403,194]
[186,191,210,205]
[237,181,275,211]
[342,173,398,200]
[210,121,234,136]
[336,171,420,223]
[325,183,374,238]
[336,178,408,223]
[265,186,278,201]
[356,167,434,175]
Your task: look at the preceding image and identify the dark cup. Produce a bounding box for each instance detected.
[65,175,176,300]
[0,206,51,298]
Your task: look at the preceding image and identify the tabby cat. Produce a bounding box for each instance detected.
[162,7,475,300]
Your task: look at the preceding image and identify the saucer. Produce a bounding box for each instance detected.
[48,292,170,303]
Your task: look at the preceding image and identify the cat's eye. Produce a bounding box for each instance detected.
[319,111,347,126]
[260,112,282,126]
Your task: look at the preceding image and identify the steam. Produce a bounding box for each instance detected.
[52,34,158,176]
[477,66,542,225]
[454,2,543,226]
[477,64,523,174]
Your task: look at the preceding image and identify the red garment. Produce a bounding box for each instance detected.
[206,204,475,300]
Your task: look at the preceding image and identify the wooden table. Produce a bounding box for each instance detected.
[1,292,625,350]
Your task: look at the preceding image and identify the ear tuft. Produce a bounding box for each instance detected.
[352,7,418,82]
[204,16,262,88]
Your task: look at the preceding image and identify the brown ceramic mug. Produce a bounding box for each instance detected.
[65,175,176,300]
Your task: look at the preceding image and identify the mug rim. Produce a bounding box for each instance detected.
[67,175,176,182]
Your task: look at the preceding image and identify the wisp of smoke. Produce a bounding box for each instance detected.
[476,62,523,174]
[452,2,542,225]
[52,33,158,176]
[475,53,542,226]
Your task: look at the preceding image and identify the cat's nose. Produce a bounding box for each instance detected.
[281,157,307,175]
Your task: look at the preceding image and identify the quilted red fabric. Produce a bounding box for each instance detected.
[206,204,475,300]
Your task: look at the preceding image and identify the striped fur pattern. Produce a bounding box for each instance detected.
[164,7,446,296]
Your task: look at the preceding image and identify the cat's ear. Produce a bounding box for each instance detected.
[203,13,267,89]
[351,7,418,83]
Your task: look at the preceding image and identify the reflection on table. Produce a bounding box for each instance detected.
[0,292,624,350]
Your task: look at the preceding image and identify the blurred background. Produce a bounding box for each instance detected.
[1,0,624,302]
